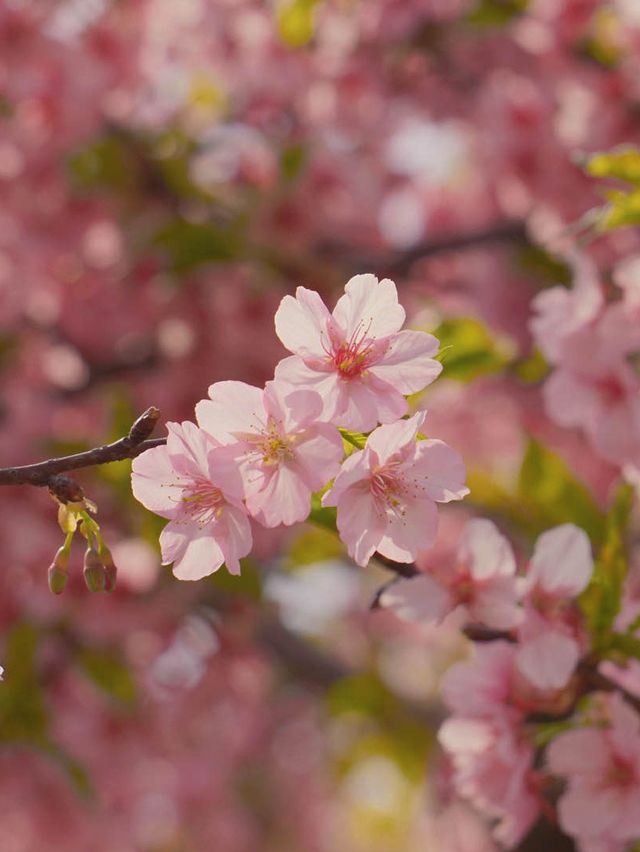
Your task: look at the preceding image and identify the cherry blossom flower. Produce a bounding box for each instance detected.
[274,274,442,431]
[321,412,468,566]
[439,644,541,847]
[195,380,343,527]
[547,694,640,850]
[131,421,251,580]
[515,524,593,691]
[381,518,521,630]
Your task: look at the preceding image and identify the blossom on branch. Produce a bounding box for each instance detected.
[196,380,343,527]
[381,518,521,630]
[274,274,442,431]
[322,412,468,566]
[131,421,252,580]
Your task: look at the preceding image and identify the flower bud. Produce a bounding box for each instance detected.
[100,547,118,593]
[83,547,107,593]
[48,545,70,595]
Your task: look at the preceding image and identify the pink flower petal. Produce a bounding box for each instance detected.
[369,329,442,393]
[412,439,469,502]
[332,274,405,339]
[377,495,438,562]
[528,524,593,597]
[380,574,453,623]
[131,445,183,518]
[461,519,516,581]
[515,631,579,690]
[335,488,386,566]
[274,286,332,359]
[366,411,425,464]
[196,380,265,443]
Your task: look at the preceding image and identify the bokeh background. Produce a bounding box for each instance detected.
[2,1,640,849]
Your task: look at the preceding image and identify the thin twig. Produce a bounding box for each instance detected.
[0,408,165,487]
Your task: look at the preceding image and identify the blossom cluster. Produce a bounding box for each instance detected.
[132,274,468,579]
[382,518,640,850]
[531,253,640,475]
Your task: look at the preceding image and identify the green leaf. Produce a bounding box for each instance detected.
[78,648,137,706]
[580,483,634,646]
[153,218,242,272]
[605,632,640,660]
[339,428,367,450]
[517,440,606,543]
[513,348,549,384]
[277,0,319,47]
[467,440,606,544]
[466,0,528,27]
[431,317,513,382]
[287,526,344,568]
[308,493,337,533]
[587,147,640,185]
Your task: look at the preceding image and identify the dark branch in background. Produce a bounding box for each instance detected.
[0,408,166,490]
[327,219,528,278]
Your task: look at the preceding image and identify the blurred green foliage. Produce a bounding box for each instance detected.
[580,483,634,653]
[466,0,529,27]
[433,316,513,382]
[586,146,640,229]
[469,438,606,544]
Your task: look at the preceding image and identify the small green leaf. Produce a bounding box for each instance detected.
[309,493,337,533]
[580,483,633,645]
[587,147,640,185]
[339,428,367,450]
[277,0,318,47]
[431,317,513,382]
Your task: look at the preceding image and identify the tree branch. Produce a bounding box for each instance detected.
[0,408,165,488]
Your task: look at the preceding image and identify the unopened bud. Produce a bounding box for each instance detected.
[83,547,107,593]
[48,545,70,595]
[100,546,118,593]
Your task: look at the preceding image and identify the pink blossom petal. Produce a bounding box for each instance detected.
[337,374,408,431]
[543,368,600,429]
[131,445,183,518]
[558,785,621,839]
[246,463,311,527]
[380,574,453,623]
[196,380,265,443]
[322,449,370,506]
[378,496,438,562]
[369,329,442,393]
[461,519,516,581]
[292,427,343,491]
[274,286,332,359]
[335,489,386,566]
[515,631,579,690]
[166,420,212,477]
[161,525,225,581]
[412,439,469,502]
[528,524,593,597]
[332,274,405,339]
[216,506,252,575]
[546,729,610,777]
[366,412,426,464]
[471,578,521,630]
[274,356,340,415]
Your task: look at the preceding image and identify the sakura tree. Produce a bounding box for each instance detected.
[3,1,640,850]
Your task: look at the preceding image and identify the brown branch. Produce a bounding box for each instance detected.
[321,219,528,278]
[0,408,165,487]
